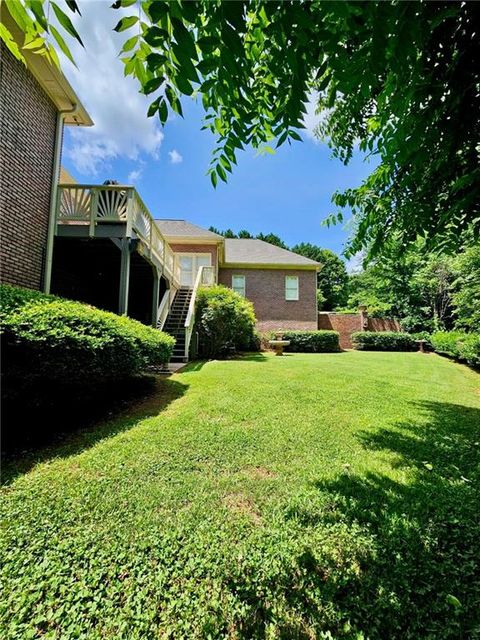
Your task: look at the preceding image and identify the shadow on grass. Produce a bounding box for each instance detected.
[1,376,188,486]
[276,400,480,639]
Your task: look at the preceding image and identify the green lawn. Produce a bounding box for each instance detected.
[1,352,479,639]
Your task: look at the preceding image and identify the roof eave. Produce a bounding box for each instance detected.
[3,6,93,127]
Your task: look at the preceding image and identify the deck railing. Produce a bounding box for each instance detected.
[56,184,181,285]
[184,265,216,359]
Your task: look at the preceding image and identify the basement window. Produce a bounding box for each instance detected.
[232,275,246,297]
[285,275,299,301]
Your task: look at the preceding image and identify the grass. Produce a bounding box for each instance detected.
[1,352,479,639]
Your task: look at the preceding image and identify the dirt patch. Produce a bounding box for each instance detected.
[223,493,262,525]
[243,466,277,479]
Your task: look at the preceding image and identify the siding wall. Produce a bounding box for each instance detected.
[219,267,318,331]
[0,43,58,290]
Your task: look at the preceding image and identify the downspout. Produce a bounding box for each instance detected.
[43,103,77,293]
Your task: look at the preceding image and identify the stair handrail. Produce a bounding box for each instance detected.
[183,266,205,359]
[156,288,171,330]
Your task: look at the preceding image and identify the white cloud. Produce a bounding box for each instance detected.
[56,2,163,176]
[345,252,365,274]
[168,149,183,164]
[127,167,143,183]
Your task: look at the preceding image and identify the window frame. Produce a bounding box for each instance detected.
[285,275,299,301]
[232,274,246,297]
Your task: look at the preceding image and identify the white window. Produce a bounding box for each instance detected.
[285,275,299,301]
[178,253,211,287]
[232,275,246,297]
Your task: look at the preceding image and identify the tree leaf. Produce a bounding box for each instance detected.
[147,96,160,117]
[146,52,167,71]
[121,34,139,53]
[158,98,168,124]
[50,24,76,66]
[144,76,164,95]
[216,163,227,183]
[111,0,137,7]
[147,0,169,23]
[29,0,49,32]
[51,2,84,46]
[0,23,25,64]
[113,15,139,33]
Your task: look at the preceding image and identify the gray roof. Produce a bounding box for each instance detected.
[223,239,320,267]
[155,219,222,240]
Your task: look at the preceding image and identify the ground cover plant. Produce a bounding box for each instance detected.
[1,352,479,639]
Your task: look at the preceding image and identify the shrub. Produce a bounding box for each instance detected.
[408,331,433,350]
[1,284,175,382]
[195,285,257,358]
[281,330,340,352]
[352,331,417,351]
[430,331,465,358]
[431,330,480,367]
[0,283,57,324]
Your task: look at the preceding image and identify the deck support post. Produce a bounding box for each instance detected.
[118,238,131,316]
[151,267,160,327]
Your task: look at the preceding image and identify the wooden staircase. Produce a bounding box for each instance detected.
[163,287,193,362]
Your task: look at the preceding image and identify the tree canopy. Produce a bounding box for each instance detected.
[209,227,287,248]
[2,0,479,258]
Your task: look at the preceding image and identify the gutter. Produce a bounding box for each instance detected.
[43,103,77,293]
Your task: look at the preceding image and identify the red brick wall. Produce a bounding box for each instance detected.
[318,313,361,349]
[169,243,218,265]
[219,267,318,331]
[0,43,58,290]
[318,313,401,349]
[367,317,401,332]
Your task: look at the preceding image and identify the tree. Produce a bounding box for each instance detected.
[291,243,348,310]
[255,232,287,249]
[343,242,459,332]
[209,228,287,247]
[238,229,254,239]
[452,245,480,332]
[3,1,479,258]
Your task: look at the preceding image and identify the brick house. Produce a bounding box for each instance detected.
[0,7,319,362]
[218,238,319,332]
[0,7,92,291]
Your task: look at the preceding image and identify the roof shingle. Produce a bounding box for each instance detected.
[155,219,222,240]
[223,239,319,267]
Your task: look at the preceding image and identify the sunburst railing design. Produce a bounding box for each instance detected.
[56,184,179,285]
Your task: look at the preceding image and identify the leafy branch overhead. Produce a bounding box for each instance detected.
[1,0,83,68]
[1,0,479,259]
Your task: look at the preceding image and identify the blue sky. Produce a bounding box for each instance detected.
[60,2,374,261]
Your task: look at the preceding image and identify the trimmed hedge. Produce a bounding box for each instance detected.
[195,285,257,358]
[1,284,175,382]
[431,331,480,367]
[352,331,417,351]
[281,330,340,353]
[0,283,57,322]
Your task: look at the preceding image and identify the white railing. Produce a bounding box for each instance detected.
[156,289,170,330]
[183,265,216,359]
[56,184,180,287]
